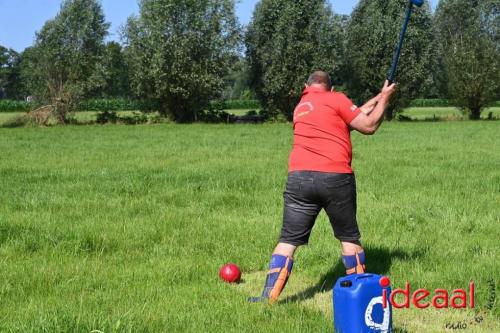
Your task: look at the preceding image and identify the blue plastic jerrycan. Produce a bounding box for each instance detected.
[333,274,392,333]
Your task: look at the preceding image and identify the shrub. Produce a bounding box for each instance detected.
[76,99,159,112]
[95,110,149,125]
[0,100,31,112]
[120,112,148,125]
[201,101,231,123]
[96,110,118,124]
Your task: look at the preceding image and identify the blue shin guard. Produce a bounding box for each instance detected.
[342,251,366,275]
[248,254,293,304]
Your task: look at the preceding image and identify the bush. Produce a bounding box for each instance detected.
[0,100,32,112]
[77,99,159,112]
[120,112,148,125]
[96,110,118,124]
[78,99,140,111]
[201,101,231,123]
[96,110,149,125]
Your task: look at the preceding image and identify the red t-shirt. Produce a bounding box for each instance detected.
[288,86,361,173]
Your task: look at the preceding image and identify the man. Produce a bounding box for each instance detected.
[249,71,396,304]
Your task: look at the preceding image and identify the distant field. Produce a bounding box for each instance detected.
[229,106,500,120]
[227,108,259,116]
[401,107,500,120]
[2,107,499,126]
[0,121,498,332]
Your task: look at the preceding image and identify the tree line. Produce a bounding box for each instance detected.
[0,0,498,123]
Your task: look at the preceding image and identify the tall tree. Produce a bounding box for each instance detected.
[222,56,253,100]
[0,46,23,100]
[100,41,131,98]
[21,0,109,123]
[435,0,499,120]
[124,0,241,122]
[245,0,343,119]
[344,0,433,120]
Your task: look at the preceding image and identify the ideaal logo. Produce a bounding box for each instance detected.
[372,277,496,330]
[361,278,495,333]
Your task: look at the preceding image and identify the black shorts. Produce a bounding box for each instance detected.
[279,171,360,246]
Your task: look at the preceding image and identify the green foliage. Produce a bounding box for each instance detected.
[96,110,148,125]
[246,0,343,119]
[95,110,119,124]
[435,0,500,120]
[76,99,149,111]
[0,46,24,100]
[199,101,231,123]
[124,0,241,123]
[345,0,434,120]
[0,99,260,113]
[222,57,253,100]
[99,42,131,98]
[0,100,31,112]
[20,0,109,123]
[408,99,451,107]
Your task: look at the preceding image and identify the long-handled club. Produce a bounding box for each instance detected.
[388,0,424,83]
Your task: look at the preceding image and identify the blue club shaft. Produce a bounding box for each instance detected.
[388,3,413,83]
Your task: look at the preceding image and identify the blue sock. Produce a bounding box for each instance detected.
[248,254,293,303]
[342,251,366,275]
[261,254,293,300]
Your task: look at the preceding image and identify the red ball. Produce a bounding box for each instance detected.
[219,263,241,283]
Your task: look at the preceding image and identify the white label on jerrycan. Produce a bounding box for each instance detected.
[364,296,390,332]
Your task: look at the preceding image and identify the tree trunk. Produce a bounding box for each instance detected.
[174,106,194,123]
[158,103,169,118]
[385,108,394,121]
[469,108,481,120]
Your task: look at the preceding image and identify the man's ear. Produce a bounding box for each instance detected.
[331,86,334,92]
[304,83,309,88]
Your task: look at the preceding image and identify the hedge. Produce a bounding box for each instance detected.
[2,98,498,113]
[79,99,261,111]
[0,100,31,112]
[76,99,146,111]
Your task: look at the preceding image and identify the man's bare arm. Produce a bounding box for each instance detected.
[359,94,381,115]
[350,81,396,135]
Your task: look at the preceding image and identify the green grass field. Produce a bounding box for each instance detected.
[401,107,500,120]
[0,121,499,332]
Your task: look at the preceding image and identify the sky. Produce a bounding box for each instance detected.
[0,0,439,52]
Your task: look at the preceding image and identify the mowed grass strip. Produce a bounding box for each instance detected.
[401,107,500,120]
[0,122,498,332]
[2,106,500,126]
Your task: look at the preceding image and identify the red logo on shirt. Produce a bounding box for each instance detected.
[294,102,314,120]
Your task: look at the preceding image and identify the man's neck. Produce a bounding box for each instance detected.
[307,84,328,91]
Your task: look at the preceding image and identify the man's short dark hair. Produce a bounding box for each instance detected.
[307,71,332,90]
